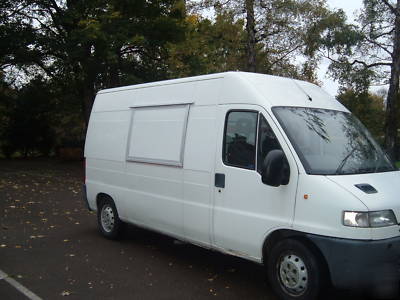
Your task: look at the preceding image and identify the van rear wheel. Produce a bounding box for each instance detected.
[267,239,325,300]
[97,198,123,239]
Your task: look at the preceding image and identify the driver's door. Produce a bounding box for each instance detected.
[212,104,298,259]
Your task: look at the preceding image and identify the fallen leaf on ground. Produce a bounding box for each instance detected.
[61,291,71,296]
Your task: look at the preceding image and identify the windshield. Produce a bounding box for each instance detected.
[273,107,397,175]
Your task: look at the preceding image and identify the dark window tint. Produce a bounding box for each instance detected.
[257,115,282,174]
[223,111,258,169]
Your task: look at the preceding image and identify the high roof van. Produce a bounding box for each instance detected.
[83,72,400,299]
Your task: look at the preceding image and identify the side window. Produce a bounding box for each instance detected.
[223,111,258,169]
[257,115,282,174]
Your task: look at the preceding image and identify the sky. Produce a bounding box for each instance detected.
[318,0,363,95]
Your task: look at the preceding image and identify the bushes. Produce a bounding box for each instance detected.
[0,79,56,158]
[0,78,86,158]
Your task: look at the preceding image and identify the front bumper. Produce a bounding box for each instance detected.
[307,234,400,297]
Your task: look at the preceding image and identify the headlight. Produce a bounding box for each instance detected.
[343,210,397,228]
[343,211,369,227]
[369,210,397,227]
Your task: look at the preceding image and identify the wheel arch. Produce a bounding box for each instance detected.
[262,229,332,284]
[96,193,115,210]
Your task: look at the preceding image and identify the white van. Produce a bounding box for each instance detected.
[83,72,400,300]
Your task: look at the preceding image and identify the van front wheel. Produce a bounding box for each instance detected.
[97,199,123,239]
[267,239,325,300]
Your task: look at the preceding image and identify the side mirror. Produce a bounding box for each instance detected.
[261,150,290,187]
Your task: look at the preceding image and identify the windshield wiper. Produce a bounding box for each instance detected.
[335,147,358,175]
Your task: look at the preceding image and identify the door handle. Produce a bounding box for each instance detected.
[215,173,225,188]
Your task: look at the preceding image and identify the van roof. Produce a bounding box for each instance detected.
[94,71,346,112]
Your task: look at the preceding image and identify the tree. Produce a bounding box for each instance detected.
[167,11,246,76]
[245,0,256,72]
[1,78,56,157]
[193,0,339,80]
[1,0,187,125]
[314,0,400,159]
[0,72,16,157]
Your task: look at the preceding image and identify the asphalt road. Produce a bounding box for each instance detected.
[0,159,395,300]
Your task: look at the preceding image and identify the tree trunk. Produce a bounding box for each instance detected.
[245,0,256,72]
[384,0,400,160]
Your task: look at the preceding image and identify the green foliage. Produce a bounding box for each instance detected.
[0,73,85,158]
[396,161,400,168]
[172,0,334,82]
[255,0,334,78]
[1,0,187,123]
[167,11,246,77]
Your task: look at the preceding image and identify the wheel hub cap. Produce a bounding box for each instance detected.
[278,254,308,294]
[101,206,115,233]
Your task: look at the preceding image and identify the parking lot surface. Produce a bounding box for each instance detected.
[0,159,392,299]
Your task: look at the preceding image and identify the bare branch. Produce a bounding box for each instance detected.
[5,3,31,19]
[349,59,392,68]
[49,0,63,15]
[322,54,392,68]
[381,0,399,16]
[371,28,395,39]
[269,44,303,67]
[364,37,393,56]
[34,60,56,79]
[17,11,60,37]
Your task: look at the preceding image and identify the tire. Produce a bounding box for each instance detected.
[266,238,326,300]
[97,198,123,239]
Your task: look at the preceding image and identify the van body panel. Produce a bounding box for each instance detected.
[84,111,130,161]
[327,171,400,239]
[294,174,372,240]
[239,72,348,111]
[124,161,184,236]
[193,78,223,106]
[182,105,218,245]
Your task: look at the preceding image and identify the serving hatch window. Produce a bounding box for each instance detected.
[126,104,190,167]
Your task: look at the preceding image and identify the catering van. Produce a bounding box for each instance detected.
[83,72,400,299]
